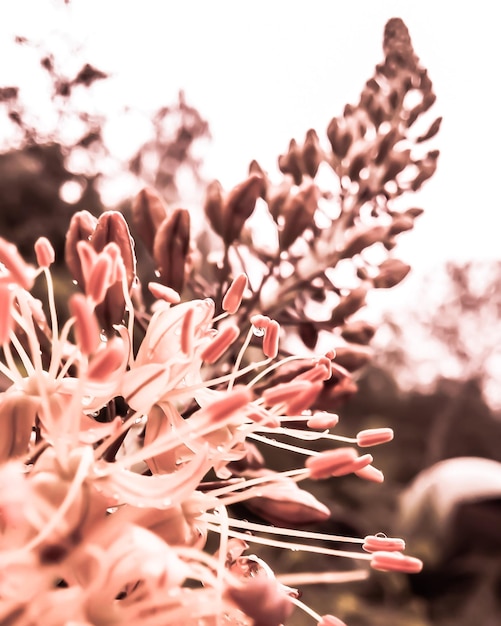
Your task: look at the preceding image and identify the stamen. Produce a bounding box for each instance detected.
[201,386,252,424]
[305,447,359,480]
[355,464,384,483]
[363,534,405,552]
[181,307,195,355]
[307,412,339,429]
[200,324,240,363]
[262,319,280,358]
[222,273,248,314]
[68,294,100,355]
[370,551,423,573]
[87,254,113,304]
[0,283,13,345]
[148,281,181,304]
[356,427,394,447]
[263,380,312,405]
[34,237,55,268]
[0,238,35,290]
[76,240,98,288]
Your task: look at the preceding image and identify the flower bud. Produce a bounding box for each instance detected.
[223,174,265,244]
[131,187,168,253]
[153,209,190,294]
[373,258,410,288]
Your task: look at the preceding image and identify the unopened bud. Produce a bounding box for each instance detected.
[153,209,190,294]
[340,225,388,259]
[132,187,168,253]
[223,174,265,244]
[204,180,225,238]
[278,138,303,185]
[65,210,98,287]
[279,184,318,250]
[373,258,410,289]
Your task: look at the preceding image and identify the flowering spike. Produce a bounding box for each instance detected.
[68,294,100,355]
[34,237,55,268]
[222,273,248,314]
[356,427,394,447]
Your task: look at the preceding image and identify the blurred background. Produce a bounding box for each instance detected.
[1,1,501,624]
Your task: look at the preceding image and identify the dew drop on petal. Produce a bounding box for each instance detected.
[252,325,265,337]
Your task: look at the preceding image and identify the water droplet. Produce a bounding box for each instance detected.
[375,531,387,538]
[81,395,92,406]
[154,270,161,278]
[252,325,265,337]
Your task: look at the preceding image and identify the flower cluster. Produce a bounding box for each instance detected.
[0,211,421,626]
[0,17,436,626]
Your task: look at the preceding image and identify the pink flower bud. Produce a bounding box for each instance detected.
[263,319,280,358]
[200,324,240,363]
[76,240,98,288]
[370,551,423,574]
[222,273,248,314]
[34,237,55,268]
[356,427,394,447]
[69,294,100,355]
[363,534,406,553]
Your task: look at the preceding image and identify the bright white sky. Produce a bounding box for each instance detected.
[0,0,500,275]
